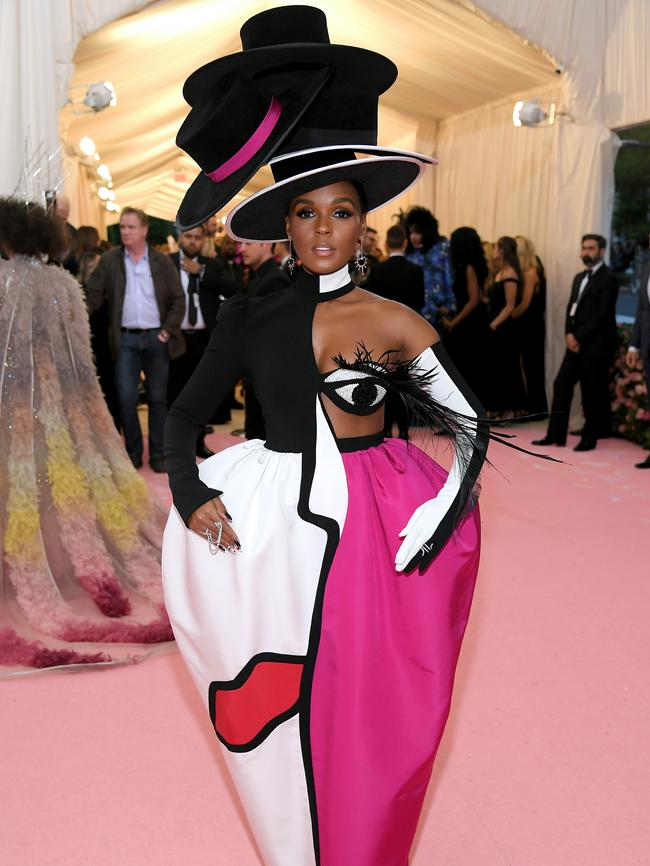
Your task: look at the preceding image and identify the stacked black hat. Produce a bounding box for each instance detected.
[176,6,435,237]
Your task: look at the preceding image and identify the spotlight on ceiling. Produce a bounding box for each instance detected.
[68,82,118,115]
[97,163,112,180]
[512,99,572,128]
[512,99,548,127]
[84,82,117,113]
[79,136,97,156]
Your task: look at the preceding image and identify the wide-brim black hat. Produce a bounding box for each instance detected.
[226,146,434,242]
[183,6,397,105]
[176,66,331,231]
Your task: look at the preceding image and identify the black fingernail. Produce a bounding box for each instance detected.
[225,512,232,520]
[235,541,241,549]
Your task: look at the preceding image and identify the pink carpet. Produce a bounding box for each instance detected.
[2,426,648,866]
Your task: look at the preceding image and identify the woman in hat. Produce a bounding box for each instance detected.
[163,7,487,866]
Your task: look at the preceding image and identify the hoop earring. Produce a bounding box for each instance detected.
[354,245,368,274]
[286,239,296,275]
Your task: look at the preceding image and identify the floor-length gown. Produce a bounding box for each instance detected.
[445,266,488,404]
[0,257,173,677]
[486,278,526,412]
[163,265,482,866]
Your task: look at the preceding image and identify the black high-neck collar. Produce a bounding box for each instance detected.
[293,263,354,302]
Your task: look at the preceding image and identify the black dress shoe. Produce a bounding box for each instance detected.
[129,453,143,469]
[196,442,215,459]
[573,439,596,452]
[635,455,650,468]
[149,456,166,473]
[531,437,564,446]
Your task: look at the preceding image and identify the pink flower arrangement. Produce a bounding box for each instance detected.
[611,325,650,449]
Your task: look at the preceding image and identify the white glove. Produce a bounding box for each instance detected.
[395,486,457,572]
[393,343,488,574]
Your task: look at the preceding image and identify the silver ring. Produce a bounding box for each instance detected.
[212,520,224,549]
[203,527,220,555]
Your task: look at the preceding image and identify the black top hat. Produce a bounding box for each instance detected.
[183,6,397,104]
[176,66,331,231]
[226,146,433,243]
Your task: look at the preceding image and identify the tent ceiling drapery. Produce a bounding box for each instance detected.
[61,0,557,222]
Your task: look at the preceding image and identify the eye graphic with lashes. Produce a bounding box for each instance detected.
[322,368,388,414]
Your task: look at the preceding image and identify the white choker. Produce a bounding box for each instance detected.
[318,264,351,294]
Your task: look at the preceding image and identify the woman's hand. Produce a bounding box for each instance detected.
[188,496,241,552]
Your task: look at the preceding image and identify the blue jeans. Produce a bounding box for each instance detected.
[114,329,169,460]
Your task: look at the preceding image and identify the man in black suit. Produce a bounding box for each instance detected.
[627,248,650,468]
[216,234,245,292]
[367,224,425,312]
[168,225,239,457]
[534,234,618,452]
[240,241,291,438]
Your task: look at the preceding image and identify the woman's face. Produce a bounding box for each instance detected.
[408,228,423,249]
[285,180,366,275]
[493,243,504,268]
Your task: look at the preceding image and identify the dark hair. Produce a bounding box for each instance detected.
[349,180,368,214]
[121,206,148,227]
[0,197,66,259]
[180,224,205,237]
[77,247,103,286]
[404,206,441,253]
[496,235,523,283]
[386,224,407,250]
[450,227,488,290]
[581,233,607,249]
[76,225,100,254]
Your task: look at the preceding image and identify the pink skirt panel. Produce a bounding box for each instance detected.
[310,438,480,866]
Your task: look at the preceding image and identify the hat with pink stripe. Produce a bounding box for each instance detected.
[176,6,397,231]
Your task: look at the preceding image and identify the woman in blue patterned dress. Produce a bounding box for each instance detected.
[404,206,454,328]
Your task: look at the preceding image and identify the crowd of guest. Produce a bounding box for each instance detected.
[363,208,549,421]
[20,198,646,467]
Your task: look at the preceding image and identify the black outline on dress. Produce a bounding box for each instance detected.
[208,652,305,753]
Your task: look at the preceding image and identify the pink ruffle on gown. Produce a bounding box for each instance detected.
[0,257,172,677]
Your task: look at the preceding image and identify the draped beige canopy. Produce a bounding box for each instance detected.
[60,0,557,226]
[3,0,650,374]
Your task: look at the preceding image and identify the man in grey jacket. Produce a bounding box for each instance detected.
[85,207,185,471]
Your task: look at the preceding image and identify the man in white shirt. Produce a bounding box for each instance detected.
[533,234,618,452]
[167,225,240,456]
[85,208,185,471]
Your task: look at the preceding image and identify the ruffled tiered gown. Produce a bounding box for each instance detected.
[0,257,173,676]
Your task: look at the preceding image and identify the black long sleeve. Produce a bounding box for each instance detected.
[164,294,247,524]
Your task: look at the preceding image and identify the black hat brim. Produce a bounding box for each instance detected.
[226,156,427,243]
[183,44,397,105]
[176,67,331,232]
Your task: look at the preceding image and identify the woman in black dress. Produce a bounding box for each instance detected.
[442,226,489,403]
[486,235,526,417]
[513,235,548,414]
